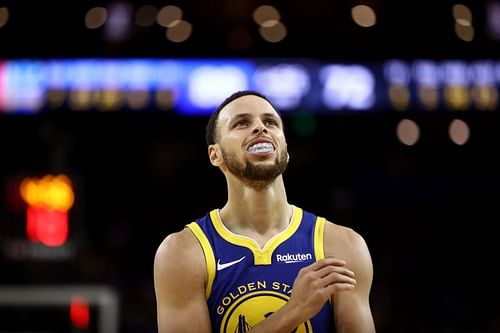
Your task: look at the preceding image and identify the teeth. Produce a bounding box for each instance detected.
[248,142,274,153]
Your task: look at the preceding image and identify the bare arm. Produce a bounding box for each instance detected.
[153,228,211,333]
[325,222,376,333]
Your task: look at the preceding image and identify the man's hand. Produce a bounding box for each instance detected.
[286,257,356,322]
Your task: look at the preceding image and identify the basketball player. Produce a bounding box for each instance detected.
[154,91,375,332]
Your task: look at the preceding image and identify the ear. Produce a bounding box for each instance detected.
[208,144,222,166]
[287,152,290,162]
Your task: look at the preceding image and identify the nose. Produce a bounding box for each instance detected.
[252,120,268,134]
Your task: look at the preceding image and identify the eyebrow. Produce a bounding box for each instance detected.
[230,112,280,121]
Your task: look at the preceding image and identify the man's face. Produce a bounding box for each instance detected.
[215,95,288,186]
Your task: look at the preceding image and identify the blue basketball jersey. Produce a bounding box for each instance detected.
[186,205,334,333]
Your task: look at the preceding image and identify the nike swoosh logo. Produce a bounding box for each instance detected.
[216,256,246,271]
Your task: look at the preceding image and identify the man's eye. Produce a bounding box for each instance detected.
[235,121,248,127]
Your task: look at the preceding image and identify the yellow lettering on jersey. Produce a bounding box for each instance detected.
[217,280,269,316]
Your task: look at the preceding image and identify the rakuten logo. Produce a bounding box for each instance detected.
[276,252,312,263]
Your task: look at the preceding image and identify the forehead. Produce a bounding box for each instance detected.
[217,95,281,124]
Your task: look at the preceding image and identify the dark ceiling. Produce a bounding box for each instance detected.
[0,0,497,60]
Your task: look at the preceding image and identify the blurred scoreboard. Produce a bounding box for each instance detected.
[1,173,80,262]
[0,58,498,115]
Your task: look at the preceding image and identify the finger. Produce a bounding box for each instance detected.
[315,264,355,279]
[321,271,357,287]
[326,282,355,294]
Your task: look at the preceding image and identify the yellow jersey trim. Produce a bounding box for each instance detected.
[314,217,326,260]
[186,222,216,299]
[314,217,333,306]
[209,205,303,265]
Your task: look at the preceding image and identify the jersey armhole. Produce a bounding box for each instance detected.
[186,222,216,299]
[314,217,334,307]
[314,217,326,260]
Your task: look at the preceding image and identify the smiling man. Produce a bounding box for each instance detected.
[153,90,376,333]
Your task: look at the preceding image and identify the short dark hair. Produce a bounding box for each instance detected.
[205,90,281,146]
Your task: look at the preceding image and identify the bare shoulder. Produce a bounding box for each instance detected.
[154,227,206,286]
[323,221,368,251]
[323,221,372,275]
[154,227,212,332]
[155,227,203,261]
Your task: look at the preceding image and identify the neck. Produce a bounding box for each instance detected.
[220,175,293,237]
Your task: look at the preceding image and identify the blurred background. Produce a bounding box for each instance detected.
[1,0,500,332]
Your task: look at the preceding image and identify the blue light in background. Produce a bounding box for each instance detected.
[177,59,254,115]
[320,64,376,110]
[2,60,45,113]
[253,63,311,111]
[1,58,499,114]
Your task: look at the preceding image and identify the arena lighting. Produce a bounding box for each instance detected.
[185,63,251,110]
[253,64,310,109]
[486,1,500,40]
[19,174,74,247]
[1,58,500,114]
[320,64,375,110]
[104,2,133,41]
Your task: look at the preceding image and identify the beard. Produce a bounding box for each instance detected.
[222,147,289,190]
